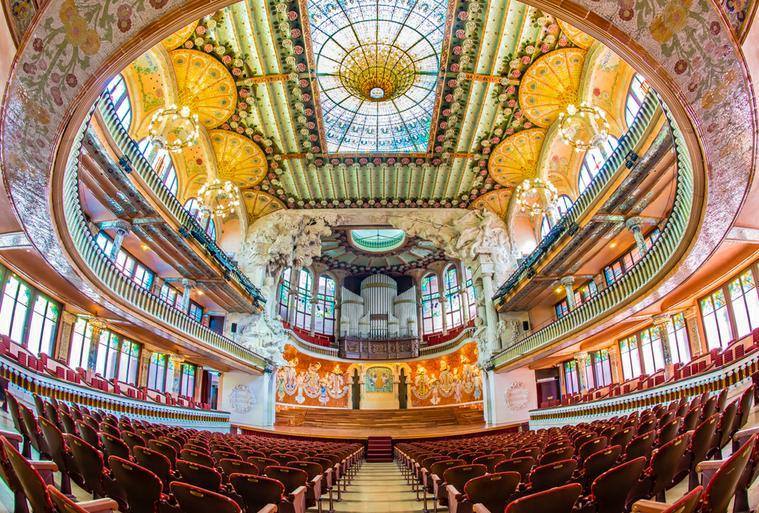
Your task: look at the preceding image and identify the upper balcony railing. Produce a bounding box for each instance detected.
[62,106,270,372]
[96,94,265,307]
[493,92,661,303]
[491,96,694,369]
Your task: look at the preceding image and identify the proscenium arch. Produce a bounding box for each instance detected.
[0,0,754,370]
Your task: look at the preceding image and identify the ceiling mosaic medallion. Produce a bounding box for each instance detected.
[242,191,285,222]
[470,189,513,220]
[162,21,198,51]
[556,20,595,50]
[519,48,586,128]
[170,49,237,129]
[487,128,547,187]
[209,130,267,187]
[307,0,447,153]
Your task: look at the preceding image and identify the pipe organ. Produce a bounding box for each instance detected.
[339,274,418,339]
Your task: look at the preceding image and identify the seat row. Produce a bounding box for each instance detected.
[0,392,363,513]
[396,386,756,513]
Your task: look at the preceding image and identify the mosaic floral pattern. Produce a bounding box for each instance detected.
[409,342,482,407]
[276,344,350,407]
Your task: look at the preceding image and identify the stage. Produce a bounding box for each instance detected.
[235,419,525,441]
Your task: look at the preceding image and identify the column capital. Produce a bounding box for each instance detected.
[624,216,644,231]
[575,351,589,363]
[683,305,699,320]
[180,279,196,289]
[652,313,672,327]
[99,219,132,235]
[560,275,575,287]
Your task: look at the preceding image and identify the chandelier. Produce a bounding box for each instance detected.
[558,102,610,151]
[515,178,558,217]
[147,105,200,152]
[198,179,240,219]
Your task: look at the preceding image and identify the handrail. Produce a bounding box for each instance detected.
[62,107,270,371]
[491,96,694,369]
[96,95,265,307]
[493,92,661,301]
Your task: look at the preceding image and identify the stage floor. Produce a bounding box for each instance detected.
[235,421,524,440]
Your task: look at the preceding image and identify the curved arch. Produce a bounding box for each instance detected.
[0,0,753,373]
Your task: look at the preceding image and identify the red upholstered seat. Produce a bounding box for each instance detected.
[462,472,520,513]
[586,456,646,513]
[176,459,223,492]
[699,435,756,513]
[493,456,535,481]
[179,448,214,467]
[108,455,168,513]
[170,481,242,513]
[133,446,174,492]
[504,483,582,513]
[526,459,577,493]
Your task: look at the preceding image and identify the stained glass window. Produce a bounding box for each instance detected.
[314,275,336,335]
[106,74,132,130]
[464,267,477,321]
[578,136,619,194]
[421,273,442,334]
[294,270,313,330]
[138,138,179,196]
[444,265,463,329]
[665,313,691,364]
[619,336,642,380]
[117,339,141,384]
[27,294,60,356]
[148,353,168,392]
[728,269,759,338]
[278,267,292,321]
[69,317,93,369]
[308,0,447,152]
[564,360,579,395]
[0,275,32,344]
[592,350,613,387]
[625,74,648,128]
[700,289,733,349]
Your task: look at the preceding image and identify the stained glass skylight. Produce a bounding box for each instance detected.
[350,229,406,252]
[307,0,447,153]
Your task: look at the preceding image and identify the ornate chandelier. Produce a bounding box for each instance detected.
[198,178,240,219]
[515,178,558,217]
[147,105,200,152]
[558,102,610,151]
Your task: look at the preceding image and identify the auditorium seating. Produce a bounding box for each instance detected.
[397,388,758,513]
[0,336,208,410]
[0,392,362,513]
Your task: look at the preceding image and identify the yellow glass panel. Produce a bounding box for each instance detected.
[162,21,199,51]
[487,128,546,187]
[470,189,513,220]
[170,49,237,129]
[209,130,268,187]
[243,191,285,222]
[519,48,586,127]
[557,20,595,50]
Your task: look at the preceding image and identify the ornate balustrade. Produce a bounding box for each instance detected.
[96,95,265,307]
[493,92,661,303]
[62,106,270,371]
[529,349,758,429]
[0,353,230,430]
[491,97,693,369]
[338,337,420,360]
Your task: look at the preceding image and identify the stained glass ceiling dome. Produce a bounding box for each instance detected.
[350,229,406,252]
[308,0,445,153]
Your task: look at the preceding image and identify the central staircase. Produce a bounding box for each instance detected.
[366,436,393,462]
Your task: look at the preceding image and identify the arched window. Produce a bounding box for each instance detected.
[294,269,313,330]
[137,139,179,196]
[183,198,217,240]
[278,267,291,320]
[625,74,648,128]
[443,265,463,329]
[578,136,619,194]
[314,275,336,335]
[540,194,573,239]
[540,216,552,239]
[106,74,132,129]
[464,267,477,321]
[421,273,443,334]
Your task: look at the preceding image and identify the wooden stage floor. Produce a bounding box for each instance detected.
[235,421,524,440]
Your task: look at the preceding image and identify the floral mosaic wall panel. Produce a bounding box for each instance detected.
[408,342,482,407]
[365,366,393,393]
[275,344,350,407]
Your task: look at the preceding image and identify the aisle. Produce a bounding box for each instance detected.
[334,461,421,513]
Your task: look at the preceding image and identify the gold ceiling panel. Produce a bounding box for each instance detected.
[519,48,586,128]
[471,189,513,220]
[557,20,595,50]
[170,49,237,129]
[162,21,199,51]
[210,130,268,187]
[488,128,547,187]
[243,190,286,222]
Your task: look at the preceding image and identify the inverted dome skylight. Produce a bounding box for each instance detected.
[350,229,406,252]
[307,0,446,153]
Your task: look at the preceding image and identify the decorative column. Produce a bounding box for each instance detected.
[309,272,318,336]
[287,267,301,326]
[414,275,424,341]
[607,343,622,384]
[86,318,108,371]
[479,262,500,354]
[684,306,706,356]
[54,310,78,362]
[180,279,196,314]
[168,355,183,396]
[194,365,204,402]
[653,314,674,378]
[560,276,576,310]
[138,348,153,388]
[99,220,132,260]
[625,217,648,255]
[575,352,588,393]
[333,277,343,339]
[439,294,449,334]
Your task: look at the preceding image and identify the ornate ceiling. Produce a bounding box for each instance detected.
[117,0,639,222]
